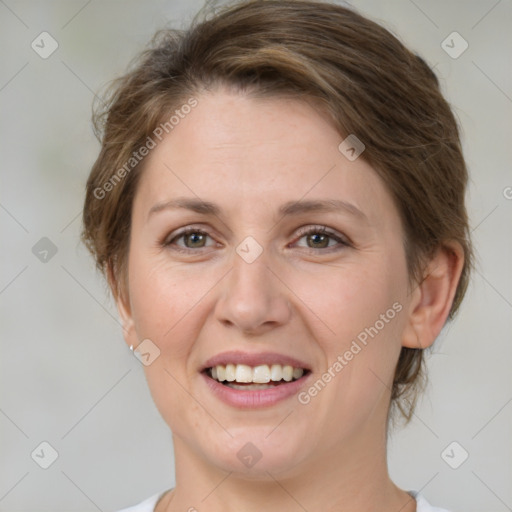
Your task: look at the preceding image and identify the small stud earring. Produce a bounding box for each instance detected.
[129,345,134,351]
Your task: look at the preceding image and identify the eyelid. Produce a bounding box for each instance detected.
[295,224,344,239]
[161,225,217,252]
[292,224,351,249]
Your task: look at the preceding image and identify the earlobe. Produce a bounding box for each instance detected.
[402,243,464,350]
[116,289,135,342]
[107,264,137,349]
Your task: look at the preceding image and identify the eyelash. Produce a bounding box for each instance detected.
[162,225,350,254]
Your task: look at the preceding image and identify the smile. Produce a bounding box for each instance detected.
[207,363,307,389]
[200,351,312,408]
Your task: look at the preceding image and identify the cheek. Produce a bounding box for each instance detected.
[286,254,406,347]
[126,254,216,432]
[128,253,211,341]
[287,255,407,412]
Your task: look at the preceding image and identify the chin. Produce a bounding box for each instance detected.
[199,427,311,478]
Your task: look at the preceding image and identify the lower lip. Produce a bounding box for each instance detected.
[201,372,310,408]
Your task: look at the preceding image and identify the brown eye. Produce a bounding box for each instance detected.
[294,225,349,252]
[182,231,207,248]
[306,232,330,249]
[163,227,215,253]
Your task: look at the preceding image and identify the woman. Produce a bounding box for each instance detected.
[81,1,473,511]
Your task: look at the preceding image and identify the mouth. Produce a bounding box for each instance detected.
[203,363,310,390]
[199,351,312,408]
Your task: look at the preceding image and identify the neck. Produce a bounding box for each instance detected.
[163,400,416,512]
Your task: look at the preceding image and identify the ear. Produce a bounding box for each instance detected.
[401,242,464,349]
[107,264,137,350]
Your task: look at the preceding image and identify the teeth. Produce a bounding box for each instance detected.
[253,365,271,383]
[282,365,293,382]
[292,367,304,379]
[208,363,305,384]
[225,364,236,382]
[270,364,282,381]
[235,364,252,383]
[216,365,226,381]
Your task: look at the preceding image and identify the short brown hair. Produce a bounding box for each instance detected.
[82,0,473,423]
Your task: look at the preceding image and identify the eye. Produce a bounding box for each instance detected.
[162,224,350,254]
[293,225,350,252]
[162,227,216,253]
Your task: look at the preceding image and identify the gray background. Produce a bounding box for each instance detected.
[1,1,511,511]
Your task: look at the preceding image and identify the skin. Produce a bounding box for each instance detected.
[114,87,464,512]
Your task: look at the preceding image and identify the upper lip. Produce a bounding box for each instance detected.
[201,351,311,372]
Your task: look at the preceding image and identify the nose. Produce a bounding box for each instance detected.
[214,248,292,336]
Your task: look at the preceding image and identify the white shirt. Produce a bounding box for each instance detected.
[116,489,452,511]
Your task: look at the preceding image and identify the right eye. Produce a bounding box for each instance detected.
[163,227,217,253]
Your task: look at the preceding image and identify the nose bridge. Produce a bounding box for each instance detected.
[215,237,291,333]
[232,239,271,291]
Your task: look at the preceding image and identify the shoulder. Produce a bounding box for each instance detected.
[409,491,453,512]
[116,489,453,512]
[115,490,168,512]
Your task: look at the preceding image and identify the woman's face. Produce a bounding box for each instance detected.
[119,88,416,477]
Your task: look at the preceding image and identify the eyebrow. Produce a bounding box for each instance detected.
[147,197,368,222]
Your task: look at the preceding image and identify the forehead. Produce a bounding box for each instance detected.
[133,89,398,227]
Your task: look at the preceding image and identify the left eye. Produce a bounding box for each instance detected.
[293,226,348,250]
